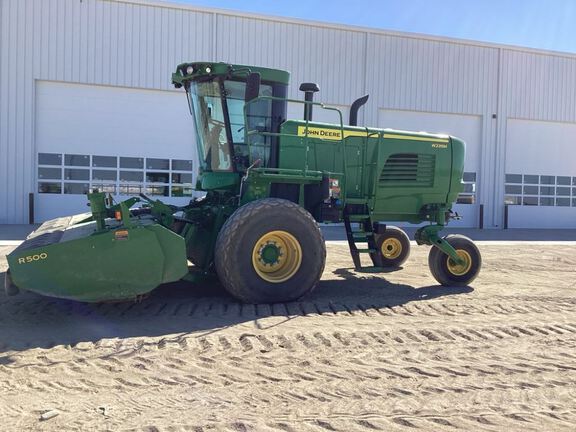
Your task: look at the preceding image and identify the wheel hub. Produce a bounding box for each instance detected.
[260,243,281,265]
[381,237,402,259]
[446,249,472,276]
[252,230,302,283]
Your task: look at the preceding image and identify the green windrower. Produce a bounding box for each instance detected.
[5,61,481,303]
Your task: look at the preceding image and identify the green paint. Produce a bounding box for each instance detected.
[200,171,240,190]
[7,221,187,302]
[415,225,465,265]
[260,244,280,265]
[172,62,290,88]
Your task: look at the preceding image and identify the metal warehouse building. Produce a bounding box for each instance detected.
[2,0,576,228]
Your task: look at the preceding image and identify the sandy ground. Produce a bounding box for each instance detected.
[1,241,576,431]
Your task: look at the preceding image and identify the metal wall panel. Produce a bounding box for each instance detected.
[501,50,576,122]
[0,0,6,223]
[364,35,499,122]
[0,0,36,224]
[0,0,214,223]
[489,50,576,226]
[2,0,576,225]
[215,14,367,104]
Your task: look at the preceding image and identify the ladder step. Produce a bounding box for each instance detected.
[355,266,386,274]
[346,214,370,221]
[351,231,373,237]
[343,205,376,271]
[346,198,368,204]
[350,230,374,236]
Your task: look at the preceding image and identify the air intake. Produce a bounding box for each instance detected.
[379,153,435,186]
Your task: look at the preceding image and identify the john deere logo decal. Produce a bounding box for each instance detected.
[297,126,449,147]
[297,126,368,140]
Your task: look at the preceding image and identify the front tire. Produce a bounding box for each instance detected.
[428,234,481,286]
[372,226,411,268]
[214,198,326,303]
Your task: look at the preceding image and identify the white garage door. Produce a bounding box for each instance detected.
[35,81,197,222]
[504,118,576,228]
[378,110,482,228]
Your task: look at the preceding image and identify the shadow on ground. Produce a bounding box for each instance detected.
[0,270,472,352]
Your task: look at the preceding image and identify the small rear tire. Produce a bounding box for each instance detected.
[214,198,326,303]
[428,234,481,286]
[372,226,411,268]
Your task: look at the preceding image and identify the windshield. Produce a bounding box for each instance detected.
[224,81,273,167]
[188,79,275,172]
[188,80,232,172]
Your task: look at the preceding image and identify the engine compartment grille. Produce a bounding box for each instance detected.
[379,153,436,187]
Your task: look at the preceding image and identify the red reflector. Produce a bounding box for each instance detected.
[114,230,129,241]
[115,211,122,221]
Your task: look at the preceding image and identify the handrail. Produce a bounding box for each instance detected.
[253,167,323,177]
[243,96,376,204]
[365,131,381,204]
[243,96,348,189]
[368,131,384,205]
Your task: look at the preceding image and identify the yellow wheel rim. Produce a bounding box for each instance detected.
[381,238,403,259]
[446,250,472,276]
[252,230,303,283]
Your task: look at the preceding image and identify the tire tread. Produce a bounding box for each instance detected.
[215,198,326,303]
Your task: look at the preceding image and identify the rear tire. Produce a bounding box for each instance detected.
[428,234,481,286]
[214,198,326,303]
[372,226,411,267]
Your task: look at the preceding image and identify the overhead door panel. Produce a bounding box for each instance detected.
[504,118,576,228]
[35,81,196,222]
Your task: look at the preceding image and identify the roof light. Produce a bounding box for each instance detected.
[186,65,194,75]
[205,66,211,73]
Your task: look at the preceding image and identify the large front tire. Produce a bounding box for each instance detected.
[428,234,481,286]
[214,198,326,303]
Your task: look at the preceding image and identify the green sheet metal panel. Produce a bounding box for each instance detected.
[278,120,465,223]
[7,220,188,302]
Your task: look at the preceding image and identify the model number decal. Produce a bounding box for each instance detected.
[17,253,48,264]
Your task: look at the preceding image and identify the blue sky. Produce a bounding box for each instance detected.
[169,0,576,54]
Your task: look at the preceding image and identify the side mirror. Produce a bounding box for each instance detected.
[245,72,261,102]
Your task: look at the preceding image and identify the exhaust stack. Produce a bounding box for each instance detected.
[349,95,369,126]
[299,82,320,121]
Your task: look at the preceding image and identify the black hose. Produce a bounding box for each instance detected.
[130,208,152,217]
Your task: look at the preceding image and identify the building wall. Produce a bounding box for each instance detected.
[496,51,576,226]
[1,0,576,226]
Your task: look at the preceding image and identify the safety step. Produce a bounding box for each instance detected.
[351,231,373,236]
[351,232,373,241]
[355,266,386,273]
[346,198,369,204]
[343,204,378,271]
[346,214,371,221]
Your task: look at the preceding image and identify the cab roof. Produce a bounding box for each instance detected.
[172,62,290,88]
